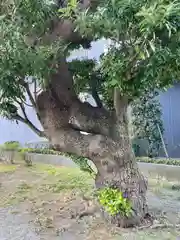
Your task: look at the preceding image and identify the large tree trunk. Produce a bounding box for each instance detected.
[94,129,148,227]
[36,60,149,228]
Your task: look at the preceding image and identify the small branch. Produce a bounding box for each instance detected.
[19,78,37,109]
[20,98,33,107]
[91,88,103,108]
[24,82,37,109]
[14,114,46,138]
[19,78,43,122]
[15,99,45,138]
[33,78,38,102]
[69,100,115,138]
[89,74,103,108]
[16,95,33,108]
[18,102,28,120]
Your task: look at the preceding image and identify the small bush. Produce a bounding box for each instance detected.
[0,141,21,164]
[97,187,132,217]
[137,157,180,166]
[2,141,20,151]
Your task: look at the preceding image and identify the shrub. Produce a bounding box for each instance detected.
[2,141,20,151]
[0,141,21,164]
[97,187,132,217]
[137,157,180,166]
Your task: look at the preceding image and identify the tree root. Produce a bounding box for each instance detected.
[74,195,98,219]
[150,223,180,229]
[77,206,97,219]
[138,222,180,230]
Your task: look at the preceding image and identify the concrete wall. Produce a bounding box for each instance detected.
[1,150,180,180]
[1,151,178,181]
[28,154,180,181]
[27,153,180,181]
[159,83,180,158]
[25,153,78,168]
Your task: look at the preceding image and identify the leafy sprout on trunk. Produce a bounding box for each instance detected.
[98,187,133,217]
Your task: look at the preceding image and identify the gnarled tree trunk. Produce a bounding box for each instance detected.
[35,59,149,227]
[94,129,148,227]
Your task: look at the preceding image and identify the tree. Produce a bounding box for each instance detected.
[132,91,164,157]
[1,0,180,227]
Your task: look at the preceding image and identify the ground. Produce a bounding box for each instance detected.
[1,161,180,239]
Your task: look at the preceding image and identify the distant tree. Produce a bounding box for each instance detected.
[132,91,164,157]
[0,0,180,227]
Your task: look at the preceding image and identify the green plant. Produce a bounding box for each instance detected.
[98,187,132,217]
[2,141,20,151]
[58,0,78,19]
[137,157,180,166]
[132,91,164,157]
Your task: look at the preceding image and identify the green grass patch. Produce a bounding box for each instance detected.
[0,164,17,173]
[34,163,93,193]
[2,182,33,206]
[17,182,32,192]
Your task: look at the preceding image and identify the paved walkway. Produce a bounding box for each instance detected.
[0,206,39,240]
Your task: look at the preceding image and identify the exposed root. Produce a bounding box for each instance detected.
[150,223,180,229]
[75,195,98,219]
[138,218,180,230]
[77,206,97,219]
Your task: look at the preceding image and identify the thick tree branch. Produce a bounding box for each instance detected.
[49,128,103,159]
[89,74,103,108]
[34,56,117,139]
[113,88,133,143]
[24,82,37,109]
[14,100,46,138]
[42,127,119,170]
[69,100,115,137]
[34,0,100,46]
[91,89,103,108]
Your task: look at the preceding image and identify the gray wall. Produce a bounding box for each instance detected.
[159,83,180,158]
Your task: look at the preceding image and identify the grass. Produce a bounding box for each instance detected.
[0,162,93,207]
[1,162,180,239]
[33,163,93,192]
[0,163,17,173]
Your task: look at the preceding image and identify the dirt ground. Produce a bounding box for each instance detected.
[1,162,180,240]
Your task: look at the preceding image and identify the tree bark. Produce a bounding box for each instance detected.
[36,69,148,227]
[94,127,148,227]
